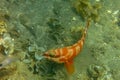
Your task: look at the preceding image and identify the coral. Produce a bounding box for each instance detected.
[0,20,14,55]
[0,21,14,55]
[87,64,113,80]
[2,33,14,55]
[0,20,7,35]
[73,0,101,22]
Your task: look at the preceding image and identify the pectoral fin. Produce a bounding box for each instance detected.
[64,60,74,74]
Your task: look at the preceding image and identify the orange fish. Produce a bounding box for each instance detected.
[43,19,91,74]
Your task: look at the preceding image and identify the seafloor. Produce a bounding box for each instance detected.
[0,0,120,80]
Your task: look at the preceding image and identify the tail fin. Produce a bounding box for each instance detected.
[82,19,91,38]
[85,19,91,31]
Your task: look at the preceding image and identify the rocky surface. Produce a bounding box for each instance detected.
[0,0,120,80]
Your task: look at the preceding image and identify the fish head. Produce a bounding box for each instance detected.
[43,50,56,57]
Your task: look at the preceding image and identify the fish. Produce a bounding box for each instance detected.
[43,19,91,74]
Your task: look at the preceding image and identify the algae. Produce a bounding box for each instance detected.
[72,0,101,22]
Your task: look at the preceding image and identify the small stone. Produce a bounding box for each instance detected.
[112,10,119,15]
[96,0,100,2]
[72,17,76,21]
[23,59,31,64]
[107,10,112,14]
